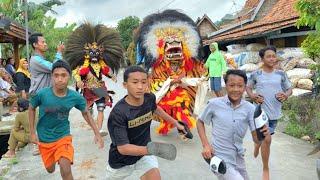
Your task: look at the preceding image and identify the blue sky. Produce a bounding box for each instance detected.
[30,0,247,27]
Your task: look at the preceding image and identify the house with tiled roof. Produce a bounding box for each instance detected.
[204,0,313,49]
[196,14,219,40]
[0,13,31,65]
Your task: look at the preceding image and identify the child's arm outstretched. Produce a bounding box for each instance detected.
[197,120,214,159]
[81,110,104,149]
[276,88,292,102]
[112,108,176,160]
[196,102,215,159]
[117,144,149,156]
[276,72,293,102]
[251,125,270,144]
[28,105,39,145]
[154,105,185,132]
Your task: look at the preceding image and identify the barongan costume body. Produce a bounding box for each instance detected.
[65,23,123,110]
[135,10,206,135]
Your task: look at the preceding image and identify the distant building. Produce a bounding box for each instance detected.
[0,13,31,65]
[196,14,219,40]
[204,0,313,49]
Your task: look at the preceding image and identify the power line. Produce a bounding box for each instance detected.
[159,0,176,11]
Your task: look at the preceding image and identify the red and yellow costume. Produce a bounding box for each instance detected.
[65,23,123,109]
[135,10,207,135]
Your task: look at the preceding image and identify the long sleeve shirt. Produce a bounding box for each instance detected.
[29,53,62,95]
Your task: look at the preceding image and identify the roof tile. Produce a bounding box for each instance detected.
[207,0,299,43]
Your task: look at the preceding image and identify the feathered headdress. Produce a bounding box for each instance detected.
[64,22,124,73]
[135,10,203,70]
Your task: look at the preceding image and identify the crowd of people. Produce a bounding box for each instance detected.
[0,57,31,116]
[0,11,294,180]
[0,56,36,158]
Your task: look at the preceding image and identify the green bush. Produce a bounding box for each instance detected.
[285,121,312,138]
[282,96,320,139]
[315,131,320,140]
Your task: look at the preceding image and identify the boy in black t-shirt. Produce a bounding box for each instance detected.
[107,66,185,180]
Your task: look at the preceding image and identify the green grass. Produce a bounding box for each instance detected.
[315,131,320,139]
[285,121,312,138]
[9,158,18,165]
[0,167,9,177]
[0,157,19,178]
[281,96,320,140]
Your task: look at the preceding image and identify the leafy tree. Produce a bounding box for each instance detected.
[296,0,320,30]
[296,0,320,61]
[300,32,320,60]
[116,16,140,50]
[126,41,136,66]
[0,0,75,60]
[296,0,320,95]
[0,0,21,21]
[28,13,76,60]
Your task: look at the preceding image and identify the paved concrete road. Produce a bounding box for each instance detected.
[1,70,318,180]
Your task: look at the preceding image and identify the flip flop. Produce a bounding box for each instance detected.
[32,149,40,156]
[147,142,177,161]
[2,113,12,117]
[203,155,227,175]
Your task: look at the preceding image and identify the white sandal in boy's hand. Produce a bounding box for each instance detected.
[147,142,177,161]
[204,155,227,175]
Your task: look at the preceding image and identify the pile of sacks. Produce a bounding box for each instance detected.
[224,44,317,96]
[280,56,316,96]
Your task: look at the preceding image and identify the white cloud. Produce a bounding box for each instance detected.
[29,0,246,27]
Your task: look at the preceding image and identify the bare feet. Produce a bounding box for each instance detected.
[263,169,270,180]
[32,144,40,156]
[254,143,261,158]
[2,150,16,158]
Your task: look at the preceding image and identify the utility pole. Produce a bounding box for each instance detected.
[23,0,29,62]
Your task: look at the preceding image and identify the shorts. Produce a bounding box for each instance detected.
[268,120,278,135]
[210,77,222,92]
[89,97,106,112]
[106,155,158,179]
[216,154,249,180]
[38,136,74,169]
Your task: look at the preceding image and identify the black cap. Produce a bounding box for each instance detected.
[52,60,71,75]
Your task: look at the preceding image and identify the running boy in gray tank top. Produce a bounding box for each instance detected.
[246,46,292,180]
